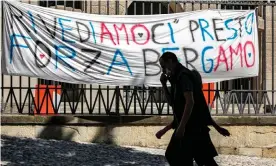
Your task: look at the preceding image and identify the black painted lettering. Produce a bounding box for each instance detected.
[82,49,104,74]
[236,17,245,37]
[151,23,169,45]
[212,18,226,41]
[76,21,90,43]
[38,14,57,39]
[143,49,161,76]
[189,20,199,42]
[8,4,30,33]
[183,47,199,70]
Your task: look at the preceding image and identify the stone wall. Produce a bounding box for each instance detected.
[1,115,276,158]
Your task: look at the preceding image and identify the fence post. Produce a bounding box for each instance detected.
[115,1,120,115]
[115,86,120,115]
[1,0,3,112]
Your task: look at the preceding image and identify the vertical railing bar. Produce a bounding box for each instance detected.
[142,1,145,16]
[272,5,275,114]
[142,86,145,114]
[55,0,57,9]
[208,83,211,108]
[98,0,101,15]
[64,0,66,10]
[150,88,153,115]
[84,0,87,13]
[159,1,161,14]
[256,91,259,114]
[151,2,153,15]
[107,86,109,113]
[125,86,128,113]
[19,76,22,112]
[37,79,40,114]
[81,84,84,114]
[10,76,13,113]
[72,84,75,113]
[107,0,109,15]
[125,1,128,15]
[248,81,251,114]
[263,5,267,114]
[134,1,136,16]
[142,2,145,114]
[115,0,120,115]
[231,92,235,114]
[90,0,92,13]
[54,81,57,114]
[73,0,75,11]
[1,74,3,112]
[241,85,244,114]
[133,2,136,114]
[63,84,66,114]
[215,89,219,115]
[28,77,31,114]
[46,82,49,115]
[134,87,137,114]
[215,2,219,115]
[98,85,101,114]
[255,5,260,115]
[90,85,92,113]
[1,1,4,112]
[167,1,170,14]
[150,2,153,114]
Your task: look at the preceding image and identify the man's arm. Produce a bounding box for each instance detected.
[160,73,172,105]
[209,115,231,137]
[162,84,172,106]
[175,74,194,137]
[177,92,194,131]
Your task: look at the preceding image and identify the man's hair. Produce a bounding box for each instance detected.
[160,52,178,63]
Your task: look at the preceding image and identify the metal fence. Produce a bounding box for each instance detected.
[1,1,275,116]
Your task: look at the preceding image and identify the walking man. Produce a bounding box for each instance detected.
[157,52,230,166]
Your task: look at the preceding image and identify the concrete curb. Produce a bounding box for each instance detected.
[1,115,276,126]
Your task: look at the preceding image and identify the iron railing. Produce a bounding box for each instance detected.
[1,1,275,116]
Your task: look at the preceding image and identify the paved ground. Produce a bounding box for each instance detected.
[1,135,276,166]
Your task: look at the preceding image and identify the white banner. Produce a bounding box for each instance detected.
[2,1,259,86]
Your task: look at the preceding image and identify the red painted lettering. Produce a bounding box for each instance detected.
[229,43,243,70]
[214,46,229,71]
[100,23,116,45]
[131,24,150,45]
[244,41,255,68]
[114,24,129,45]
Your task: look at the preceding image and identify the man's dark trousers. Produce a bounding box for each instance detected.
[165,129,198,166]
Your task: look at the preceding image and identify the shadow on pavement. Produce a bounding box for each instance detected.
[36,116,75,141]
[91,125,115,144]
[1,135,168,166]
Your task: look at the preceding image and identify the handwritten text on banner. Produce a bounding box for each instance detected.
[2,1,259,86]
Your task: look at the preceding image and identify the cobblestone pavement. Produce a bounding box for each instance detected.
[1,135,276,166]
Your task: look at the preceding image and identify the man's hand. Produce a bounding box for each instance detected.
[174,126,185,139]
[160,73,168,85]
[217,127,230,137]
[155,129,167,139]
